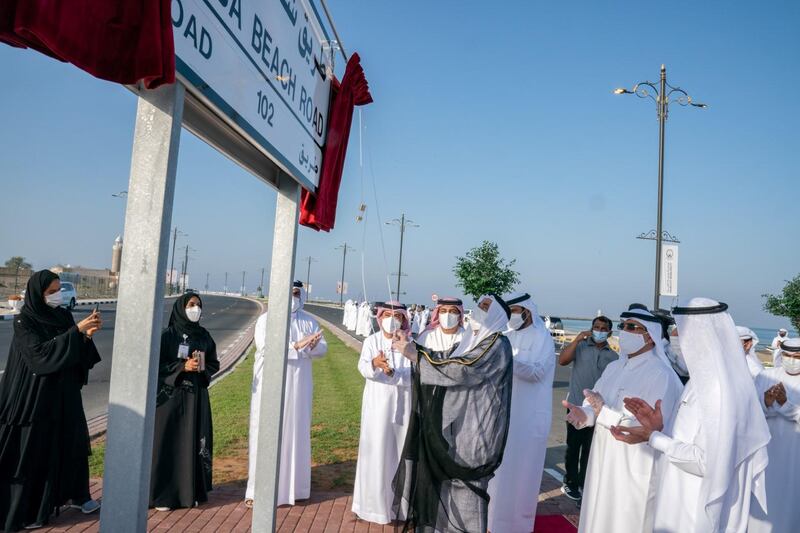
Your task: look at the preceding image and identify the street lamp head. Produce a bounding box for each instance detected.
[613,88,632,95]
[690,102,708,109]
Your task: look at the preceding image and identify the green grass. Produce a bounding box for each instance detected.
[310,327,364,465]
[88,327,365,489]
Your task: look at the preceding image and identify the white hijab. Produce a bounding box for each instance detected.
[450,295,509,359]
[674,297,770,532]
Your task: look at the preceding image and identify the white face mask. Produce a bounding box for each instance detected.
[439,311,459,330]
[470,306,487,331]
[508,312,525,331]
[185,306,202,322]
[291,296,301,313]
[618,330,647,357]
[783,355,800,375]
[382,316,401,334]
[45,291,63,308]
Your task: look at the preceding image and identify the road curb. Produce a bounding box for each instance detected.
[306,310,364,353]
[86,298,266,439]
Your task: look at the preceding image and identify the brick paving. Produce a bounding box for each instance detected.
[34,471,579,532]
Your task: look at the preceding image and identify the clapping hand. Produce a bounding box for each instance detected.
[609,424,651,445]
[623,397,664,432]
[306,331,323,350]
[562,400,588,428]
[371,350,393,375]
[765,383,787,407]
[583,389,605,417]
[295,331,322,351]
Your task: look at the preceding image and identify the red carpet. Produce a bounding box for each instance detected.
[533,515,579,533]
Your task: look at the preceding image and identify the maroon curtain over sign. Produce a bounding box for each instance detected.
[300,53,373,232]
[0,0,174,88]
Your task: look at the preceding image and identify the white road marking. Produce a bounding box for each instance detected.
[544,468,564,483]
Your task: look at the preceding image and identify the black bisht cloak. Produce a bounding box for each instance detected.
[0,270,101,531]
[393,332,514,533]
[149,293,219,509]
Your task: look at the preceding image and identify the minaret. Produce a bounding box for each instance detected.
[111,235,123,274]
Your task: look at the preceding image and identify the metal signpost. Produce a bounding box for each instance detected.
[100,1,340,531]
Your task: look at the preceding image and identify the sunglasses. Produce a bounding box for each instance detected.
[618,322,647,333]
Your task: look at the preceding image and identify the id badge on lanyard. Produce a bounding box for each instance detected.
[177,334,190,360]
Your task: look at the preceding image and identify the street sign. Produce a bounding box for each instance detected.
[172,0,332,189]
[431,293,438,302]
[336,281,348,295]
[660,244,679,297]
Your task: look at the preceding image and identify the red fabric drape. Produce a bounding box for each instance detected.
[0,0,174,88]
[300,52,373,232]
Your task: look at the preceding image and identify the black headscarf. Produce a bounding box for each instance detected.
[20,270,74,330]
[168,292,204,335]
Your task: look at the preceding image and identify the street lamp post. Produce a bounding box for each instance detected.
[614,65,706,309]
[385,214,419,301]
[168,228,187,295]
[241,270,246,296]
[303,256,317,295]
[205,273,210,293]
[224,272,228,295]
[334,243,354,306]
[259,267,265,298]
[180,244,197,293]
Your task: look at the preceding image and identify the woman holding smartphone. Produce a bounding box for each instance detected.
[150,292,219,511]
[0,270,102,531]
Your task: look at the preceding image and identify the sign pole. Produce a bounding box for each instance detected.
[100,82,185,533]
[252,174,301,531]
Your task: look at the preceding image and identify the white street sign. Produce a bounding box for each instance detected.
[172,0,332,189]
[336,281,348,295]
[660,244,679,297]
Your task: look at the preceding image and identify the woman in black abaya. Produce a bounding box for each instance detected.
[0,270,102,531]
[150,292,219,510]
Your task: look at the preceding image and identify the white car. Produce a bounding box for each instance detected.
[59,281,78,309]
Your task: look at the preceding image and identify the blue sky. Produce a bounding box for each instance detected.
[1,1,798,329]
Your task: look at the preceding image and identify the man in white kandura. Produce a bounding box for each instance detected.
[771,328,789,367]
[416,297,465,352]
[356,300,374,337]
[245,281,327,507]
[563,306,683,533]
[487,292,556,533]
[612,298,770,533]
[415,305,430,335]
[749,337,800,533]
[343,298,355,330]
[352,301,413,524]
[737,325,764,378]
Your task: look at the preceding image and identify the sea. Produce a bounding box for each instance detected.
[556,318,797,350]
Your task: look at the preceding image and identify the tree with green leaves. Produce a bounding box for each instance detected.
[4,256,31,270]
[453,241,520,301]
[763,275,800,333]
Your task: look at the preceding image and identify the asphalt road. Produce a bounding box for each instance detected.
[0,295,261,420]
[304,302,575,481]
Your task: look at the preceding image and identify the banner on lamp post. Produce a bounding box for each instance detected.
[660,244,679,297]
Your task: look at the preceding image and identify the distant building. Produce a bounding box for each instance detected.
[111,235,123,274]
